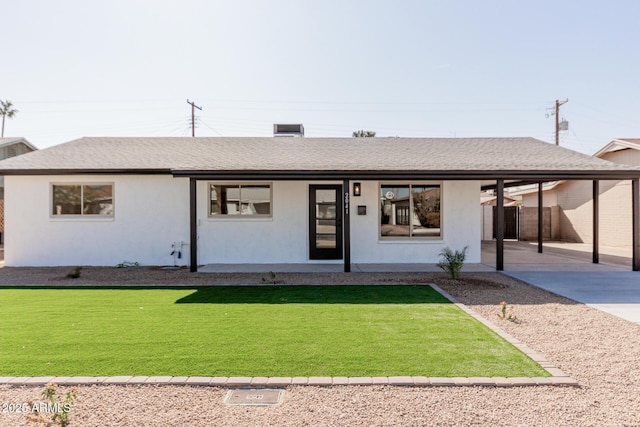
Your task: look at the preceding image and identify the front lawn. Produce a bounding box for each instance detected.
[0,285,548,377]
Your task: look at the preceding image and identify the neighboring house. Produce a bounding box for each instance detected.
[0,136,638,270]
[480,191,519,207]
[556,139,640,247]
[516,139,640,247]
[0,137,38,243]
[0,137,38,198]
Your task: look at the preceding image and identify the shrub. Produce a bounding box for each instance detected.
[66,267,81,279]
[497,301,517,321]
[27,382,77,426]
[436,246,468,279]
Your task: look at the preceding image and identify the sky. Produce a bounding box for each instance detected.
[2,0,640,154]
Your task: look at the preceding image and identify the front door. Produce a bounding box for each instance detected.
[309,185,343,259]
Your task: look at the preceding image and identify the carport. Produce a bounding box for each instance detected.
[482,175,640,272]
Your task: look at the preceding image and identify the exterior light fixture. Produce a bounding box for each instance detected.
[353,182,362,196]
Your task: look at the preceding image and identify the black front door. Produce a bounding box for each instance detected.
[309,185,343,259]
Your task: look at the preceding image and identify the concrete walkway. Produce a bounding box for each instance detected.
[199,263,494,273]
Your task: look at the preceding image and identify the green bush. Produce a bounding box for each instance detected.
[436,246,468,279]
[66,267,82,279]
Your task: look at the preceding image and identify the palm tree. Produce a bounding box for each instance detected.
[0,100,19,137]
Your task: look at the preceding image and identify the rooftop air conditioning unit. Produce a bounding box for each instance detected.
[273,123,304,137]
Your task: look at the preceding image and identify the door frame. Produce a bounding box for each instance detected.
[309,184,343,260]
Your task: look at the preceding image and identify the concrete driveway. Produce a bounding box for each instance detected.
[482,241,640,324]
[505,271,640,324]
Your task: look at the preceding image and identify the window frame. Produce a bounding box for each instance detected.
[378,182,442,240]
[208,182,273,218]
[50,182,115,219]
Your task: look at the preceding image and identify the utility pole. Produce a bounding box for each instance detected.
[554,99,568,145]
[186,99,202,137]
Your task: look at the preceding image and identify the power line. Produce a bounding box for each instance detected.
[199,119,224,136]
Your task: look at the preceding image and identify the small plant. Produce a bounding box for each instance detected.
[261,271,283,284]
[66,267,82,279]
[497,301,517,322]
[116,261,140,268]
[436,246,468,279]
[262,271,276,283]
[26,382,77,426]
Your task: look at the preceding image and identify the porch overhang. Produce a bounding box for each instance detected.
[173,169,640,183]
[180,169,640,274]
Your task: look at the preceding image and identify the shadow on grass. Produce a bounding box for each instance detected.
[0,285,451,305]
[174,285,451,304]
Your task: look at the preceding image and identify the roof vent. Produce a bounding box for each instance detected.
[273,124,304,137]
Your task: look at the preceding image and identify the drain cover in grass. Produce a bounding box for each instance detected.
[224,389,284,406]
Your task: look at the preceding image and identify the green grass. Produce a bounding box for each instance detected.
[0,285,548,377]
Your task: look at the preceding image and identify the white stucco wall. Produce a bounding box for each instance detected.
[349,181,481,263]
[5,176,481,266]
[5,175,190,266]
[481,205,493,240]
[197,181,341,264]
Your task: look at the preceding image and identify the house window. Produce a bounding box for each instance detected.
[52,184,114,217]
[209,184,272,216]
[380,184,441,238]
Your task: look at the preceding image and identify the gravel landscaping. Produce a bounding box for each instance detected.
[0,268,639,426]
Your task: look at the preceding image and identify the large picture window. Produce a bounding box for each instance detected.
[52,184,114,217]
[209,184,272,216]
[380,183,441,238]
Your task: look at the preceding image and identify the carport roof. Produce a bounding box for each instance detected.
[0,136,639,182]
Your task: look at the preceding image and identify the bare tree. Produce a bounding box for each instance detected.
[0,100,18,137]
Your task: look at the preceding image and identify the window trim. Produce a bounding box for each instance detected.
[50,182,115,219]
[378,181,443,240]
[208,182,273,218]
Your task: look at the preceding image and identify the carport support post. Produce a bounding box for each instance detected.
[633,178,640,271]
[190,178,198,272]
[343,179,351,272]
[537,182,543,253]
[593,180,599,264]
[496,179,504,271]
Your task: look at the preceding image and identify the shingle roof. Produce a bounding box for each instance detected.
[0,137,639,178]
[0,137,38,151]
[593,138,640,158]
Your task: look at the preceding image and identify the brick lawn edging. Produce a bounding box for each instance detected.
[0,375,577,387]
[0,284,578,388]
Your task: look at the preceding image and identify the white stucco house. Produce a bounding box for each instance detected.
[0,136,639,271]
